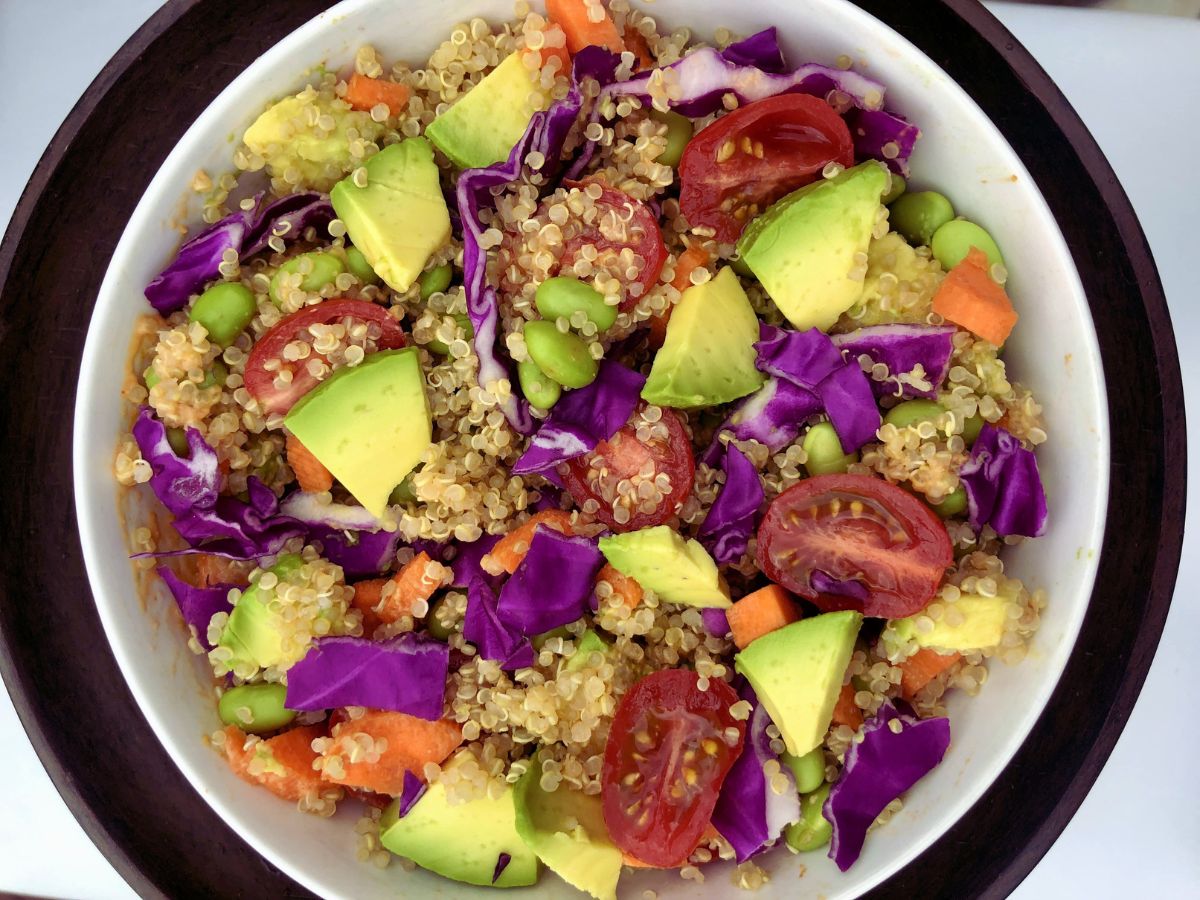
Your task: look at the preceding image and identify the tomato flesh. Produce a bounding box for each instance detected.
[244,299,406,416]
[602,669,744,867]
[561,406,694,531]
[756,473,952,618]
[678,94,854,244]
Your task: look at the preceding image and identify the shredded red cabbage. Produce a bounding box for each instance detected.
[497,528,603,635]
[702,607,731,639]
[719,27,788,72]
[144,191,332,314]
[831,324,957,400]
[277,492,399,576]
[463,575,534,671]
[156,567,233,650]
[284,633,450,719]
[492,853,512,885]
[811,569,870,603]
[825,700,951,871]
[703,378,824,464]
[699,443,764,565]
[844,108,921,177]
[398,770,427,818]
[450,533,502,588]
[959,424,1048,537]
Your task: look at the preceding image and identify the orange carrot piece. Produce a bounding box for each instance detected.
[726,584,800,650]
[931,247,1018,346]
[195,554,251,587]
[286,433,333,493]
[490,509,575,574]
[899,648,962,700]
[529,23,572,74]
[320,710,463,796]
[379,552,443,621]
[649,246,711,348]
[596,563,643,610]
[546,0,625,54]
[831,683,864,731]
[222,724,330,803]
[622,23,656,71]
[350,578,387,634]
[344,73,411,116]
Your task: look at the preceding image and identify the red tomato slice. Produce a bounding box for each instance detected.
[756,473,953,619]
[560,406,694,532]
[678,93,855,244]
[601,669,744,868]
[244,299,406,416]
[558,180,667,312]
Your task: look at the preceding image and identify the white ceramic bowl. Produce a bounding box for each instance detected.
[73,0,1109,896]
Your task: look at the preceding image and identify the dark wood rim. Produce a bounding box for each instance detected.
[0,1,1182,898]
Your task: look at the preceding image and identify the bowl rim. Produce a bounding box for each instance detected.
[0,0,1183,898]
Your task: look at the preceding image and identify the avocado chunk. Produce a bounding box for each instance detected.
[380,751,539,887]
[737,162,889,331]
[734,611,863,755]
[284,348,431,518]
[641,267,765,408]
[513,755,622,900]
[426,52,553,169]
[243,89,386,192]
[330,138,450,293]
[564,629,610,674]
[887,594,1010,653]
[219,554,305,670]
[599,526,730,609]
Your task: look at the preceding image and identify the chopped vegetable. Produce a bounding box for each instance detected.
[830,324,957,400]
[490,509,575,574]
[843,107,921,177]
[397,769,427,818]
[705,377,823,458]
[276,492,400,577]
[546,0,625,53]
[698,443,764,565]
[463,574,535,670]
[898,648,962,700]
[320,710,463,796]
[157,567,234,649]
[286,434,333,493]
[222,724,329,803]
[959,424,1048,537]
[931,247,1018,346]
[344,73,411,115]
[497,528,604,634]
[831,683,864,731]
[726,584,799,650]
[595,563,642,610]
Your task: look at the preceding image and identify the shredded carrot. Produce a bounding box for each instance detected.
[222,724,329,803]
[320,710,462,796]
[649,246,711,348]
[596,563,643,610]
[490,509,575,574]
[286,433,332,493]
[726,584,800,649]
[899,648,962,700]
[831,683,864,731]
[350,578,387,634]
[344,73,411,116]
[350,552,443,633]
[622,23,656,71]
[546,0,625,54]
[528,23,572,75]
[931,247,1018,346]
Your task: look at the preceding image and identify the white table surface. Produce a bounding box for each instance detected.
[1,2,1197,897]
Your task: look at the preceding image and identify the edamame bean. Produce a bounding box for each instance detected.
[962,412,984,446]
[535,277,617,332]
[784,783,833,853]
[889,191,955,247]
[523,320,598,389]
[344,246,380,285]
[218,682,296,734]
[427,314,474,356]
[269,252,346,305]
[518,358,563,411]
[419,263,454,300]
[389,473,418,505]
[803,422,857,476]
[424,596,454,641]
[533,626,572,651]
[166,427,189,457]
[650,109,694,168]
[931,219,1003,270]
[143,366,160,390]
[189,282,256,347]
[881,172,908,206]
[933,486,967,518]
[781,749,826,795]
[883,399,945,430]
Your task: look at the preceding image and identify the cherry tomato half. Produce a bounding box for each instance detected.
[601,669,745,868]
[244,299,406,416]
[561,406,694,532]
[678,93,855,244]
[756,473,953,619]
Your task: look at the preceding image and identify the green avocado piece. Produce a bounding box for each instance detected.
[426,52,552,169]
[284,348,431,518]
[330,138,450,293]
[219,554,304,670]
[564,629,610,674]
[641,267,765,409]
[887,594,1009,653]
[737,162,889,331]
[598,526,730,609]
[513,755,622,900]
[734,611,862,756]
[380,751,540,887]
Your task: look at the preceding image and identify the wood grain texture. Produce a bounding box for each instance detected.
[0,1,1182,899]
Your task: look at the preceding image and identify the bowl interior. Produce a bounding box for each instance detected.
[72,0,1109,897]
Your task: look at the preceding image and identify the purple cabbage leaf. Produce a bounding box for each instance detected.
[157,566,234,650]
[463,575,534,671]
[831,324,957,400]
[277,492,399,577]
[398,770,427,818]
[496,527,604,635]
[959,424,1048,538]
[698,443,764,565]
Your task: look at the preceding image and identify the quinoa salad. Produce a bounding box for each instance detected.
[114,1,1049,894]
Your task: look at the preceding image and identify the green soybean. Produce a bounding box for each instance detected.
[781,749,826,795]
[427,314,474,356]
[189,282,256,347]
[803,422,857,476]
[166,427,189,457]
[523,320,598,389]
[218,682,296,734]
[345,246,380,285]
[881,172,908,206]
[650,109,694,168]
[269,252,346,305]
[962,413,985,446]
[424,596,454,641]
[931,219,1004,270]
[933,486,968,519]
[889,190,955,247]
[518,358,563,411]
[883,399,945,430]
[535,277,617,332]
[143,366,161,390]
[419,263,454,300]
[785,783,833,853]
